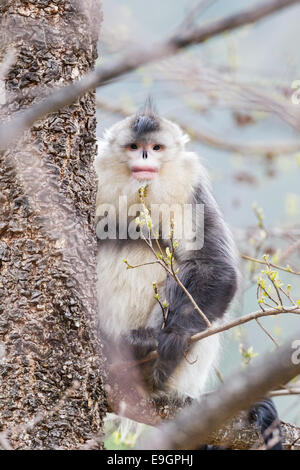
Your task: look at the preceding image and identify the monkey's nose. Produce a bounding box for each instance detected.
[142,150,148,159]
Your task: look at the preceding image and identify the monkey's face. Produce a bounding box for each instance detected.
[95,114,201,210]
[100,115,189,184]
[123,140,164,181]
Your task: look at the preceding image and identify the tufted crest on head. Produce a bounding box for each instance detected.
[131,97,160,138]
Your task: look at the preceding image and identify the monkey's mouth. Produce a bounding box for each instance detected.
[131,166,159,181]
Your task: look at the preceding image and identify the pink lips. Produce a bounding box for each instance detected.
[131,166,158,181]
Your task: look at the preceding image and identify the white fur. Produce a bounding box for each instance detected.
[97,241,166,339]
[167,334,220,398]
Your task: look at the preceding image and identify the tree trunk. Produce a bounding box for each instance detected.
[0,0,106,449]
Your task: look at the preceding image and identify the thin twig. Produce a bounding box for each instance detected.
[135,198,212,327]
[97,99,300,156]
[110,306,300,373]
[270,389,300,397]
[177,0,217,32]
[255,318,280,348]
[242,254,300,276]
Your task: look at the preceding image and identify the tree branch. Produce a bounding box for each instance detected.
[1,0,299,151]
[242,254,300,276]
[106,359,300,450]
[109,306,300,373]
[97,98,300,156]
[135,332,300,449]
[105,381,300,449]
[206,415,300,450]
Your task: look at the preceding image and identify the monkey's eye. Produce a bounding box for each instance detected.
[129,143,138,150]
[153,145,161,151]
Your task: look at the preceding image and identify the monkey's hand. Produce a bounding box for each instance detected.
[118,327,158,361]
[152,326,191,392]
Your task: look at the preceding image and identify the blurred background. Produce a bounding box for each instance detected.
[95,0,300,446]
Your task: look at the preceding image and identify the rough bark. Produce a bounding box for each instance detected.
[0,0,106,450]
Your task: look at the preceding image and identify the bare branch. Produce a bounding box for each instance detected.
[208,415,300,450]
[97,98,300,156]
[242,254,300,275]
[105,388,300,449]
[176,0,217,32]
[110,306,300,373]
[1,0,299,151]
[135,332,300,449]
[270,389,300,397]
[134,191,212,327]
[256,318,280,348]
[159,60,300,134]
[184,127,300,156]
[105,380,300,449]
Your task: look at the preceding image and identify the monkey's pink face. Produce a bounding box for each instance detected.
[124,142,164,181]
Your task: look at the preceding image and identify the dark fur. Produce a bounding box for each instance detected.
[249,399,283,450]
[131,96,160,138]
[131,114,160,138]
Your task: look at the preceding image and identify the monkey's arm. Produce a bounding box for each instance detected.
[152,257,237,389]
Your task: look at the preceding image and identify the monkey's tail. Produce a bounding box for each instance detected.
[249,398,283,450]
